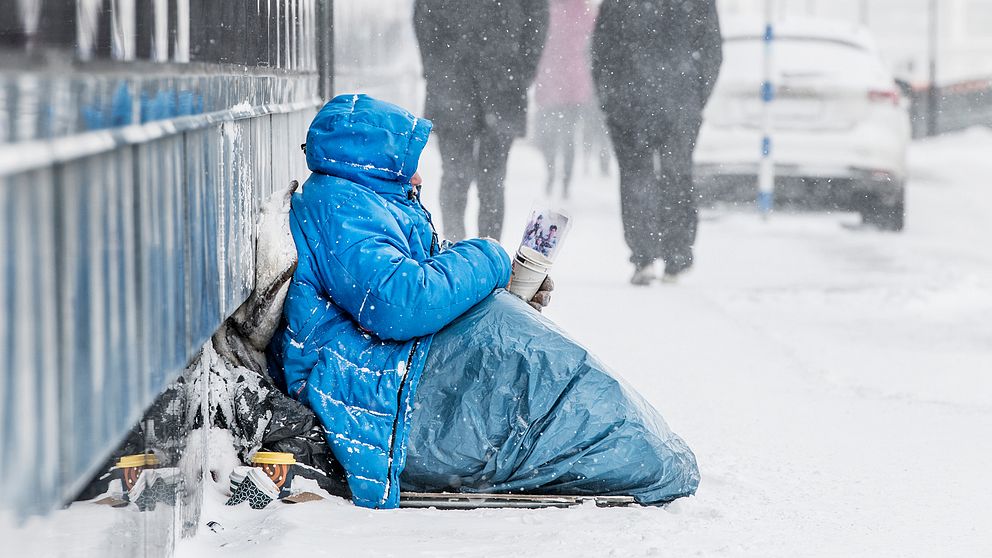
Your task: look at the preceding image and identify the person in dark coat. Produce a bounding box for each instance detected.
[591,0,722,284]
[414,0,549,241]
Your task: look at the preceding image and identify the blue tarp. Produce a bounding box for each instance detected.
[401,291,700,505]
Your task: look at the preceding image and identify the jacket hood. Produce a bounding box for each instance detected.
[305,94,433,193]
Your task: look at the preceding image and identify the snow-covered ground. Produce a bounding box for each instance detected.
[176,127,992,557]
[9,128,990,557]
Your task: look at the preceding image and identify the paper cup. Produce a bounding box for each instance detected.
[229,465,251,494]
[115,453,159,492]
[251,451,297,498]
[508,246,552,302]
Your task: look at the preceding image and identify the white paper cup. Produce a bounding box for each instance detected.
[508,246,552,302]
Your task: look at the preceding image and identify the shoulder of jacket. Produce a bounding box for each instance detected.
[302,176,373,205]
[303,178,407,228]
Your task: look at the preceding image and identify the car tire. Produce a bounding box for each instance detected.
[860,186,905,232]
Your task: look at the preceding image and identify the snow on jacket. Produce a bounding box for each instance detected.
[269,94,512,508]
[414,0,549,137]
[535,0,596,108]
[591,0,722,129]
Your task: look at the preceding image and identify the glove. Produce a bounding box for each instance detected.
[528,276,554,312]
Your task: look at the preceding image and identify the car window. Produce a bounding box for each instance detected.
[721,37,890,85]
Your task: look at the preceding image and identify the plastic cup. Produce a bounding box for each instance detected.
[507,246,552,302]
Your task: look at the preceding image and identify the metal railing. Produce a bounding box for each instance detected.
[0,1,331,534]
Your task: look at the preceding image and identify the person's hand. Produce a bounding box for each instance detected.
[528,276,554,312]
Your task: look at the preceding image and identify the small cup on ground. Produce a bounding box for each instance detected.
[115,453,159,494]
[251,451,297,499]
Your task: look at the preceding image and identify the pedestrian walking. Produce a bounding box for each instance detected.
[414,0,549,241]
[591,0,722,284]
[534,0,596,200]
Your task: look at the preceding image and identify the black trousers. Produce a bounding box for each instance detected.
[536,105,582,197]
[436,125,513,241]
[608,116,701,274]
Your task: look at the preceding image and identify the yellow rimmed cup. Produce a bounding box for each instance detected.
[114,453,160,491]
[251,451,297,498]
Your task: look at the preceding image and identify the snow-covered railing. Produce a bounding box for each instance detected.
[0,82,318,522]
[0,1,331,531]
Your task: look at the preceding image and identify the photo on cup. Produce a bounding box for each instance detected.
[519,208,570,261]
[508,207,571,302]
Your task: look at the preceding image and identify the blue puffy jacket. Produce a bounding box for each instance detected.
[269,94,512,508]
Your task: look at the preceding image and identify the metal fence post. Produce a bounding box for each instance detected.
[927,0,939,137]
[317,0,334,100]
[757,0,775,217]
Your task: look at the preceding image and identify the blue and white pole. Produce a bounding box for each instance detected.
[757,0,775,217]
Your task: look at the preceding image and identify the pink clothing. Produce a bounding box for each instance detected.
[535,0,596,108]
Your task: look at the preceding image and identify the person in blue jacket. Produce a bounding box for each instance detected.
[270,94,699,510]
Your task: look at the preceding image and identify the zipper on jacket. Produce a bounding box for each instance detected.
[381,338,419,507]
[413,191,441,256]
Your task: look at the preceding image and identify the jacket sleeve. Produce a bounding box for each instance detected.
[307,193,512,342]
[590,0,622,112]
[694,0,723,106]
[518,0,550,85]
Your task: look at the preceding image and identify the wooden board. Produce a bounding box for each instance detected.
[399,492,636,510]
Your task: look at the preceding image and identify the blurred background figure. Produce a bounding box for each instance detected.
[533,0,596,200]
[414,0,549,241]
[579,92,614,179]
[592,0,722,285]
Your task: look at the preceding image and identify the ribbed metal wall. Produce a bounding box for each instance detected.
[0,105,319,520]
[0,3,329,545]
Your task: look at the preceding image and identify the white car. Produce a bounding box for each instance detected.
[694,19,911,230]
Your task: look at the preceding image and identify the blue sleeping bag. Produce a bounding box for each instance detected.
[402,291,700,505]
